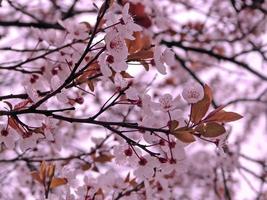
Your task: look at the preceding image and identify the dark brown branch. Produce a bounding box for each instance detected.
[162,40,267,81]
[0,20,63,30]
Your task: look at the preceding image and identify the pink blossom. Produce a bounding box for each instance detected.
[114,73,128,88]
[125,87,139,100]
[105,30,128,61]
[153,46,175,74]
[182,82,204,104]
[158,93,180,112]
[118,3,143,40]
[0,125,18,149]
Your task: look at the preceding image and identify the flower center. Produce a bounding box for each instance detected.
[188,90,200,99]
[1,129,8,136]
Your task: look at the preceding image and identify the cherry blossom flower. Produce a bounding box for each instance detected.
[182,82,204,103]
[125,87,139,100]
[58,19,89,39]
[113,144,139,166]
[140,94,158,116]
[24,85,40,103]
[98,53,113,77]
[117,3,143,40]
[134,156,158,180]
[0,124,18,149]
[76,175,99,199]
[43,118,58,141]
[141,114,166,130]
[153,46,176,74]
[41,30,66,46]
[98,169,127,194]
[50,75,69,104]
[143,131,161,144]
[19,133,43,152]
[105,30,128,61]
[104,3,142,40]
[98,52,128,74]
[158,93,180,112]
[114,73,128,89]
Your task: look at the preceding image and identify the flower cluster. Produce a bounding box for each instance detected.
[0,1,245,200]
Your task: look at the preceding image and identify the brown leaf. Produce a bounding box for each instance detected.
[128,50,153,61]
[190,84,212,124]
[76,63,99,84]
[174,131,196,143]
[172,128,195,143]
[168,120,179,132]
[129,3,145,17]
[140,60,149,71]
[14,99,31,110]
[195,123,205,133]
[129,178,138,187]
[95,188,104,197]
[87,80,95,92]
[201,122,226,138]
[31,171,42,183]
[124,172,130,183]
[39,161,47,181]
[205,110,243,123]
[81,163,91,171]
[121,71,134,78]
[50,177,68,189]
[47,164,55,177]
[94,154,114,163]
[205,105,226,119]
[126,32,143,54]
[129,3,152,28]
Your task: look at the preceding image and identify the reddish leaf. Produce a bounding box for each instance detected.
[8,117,24,135]
[168,120,179,132]
[129,3,145,16]
[126,31,143,54]
[201,122,226,138]
[134,15,152,28]
[128,50,153,61]
[121,71,134,78]
[47,164,55,177]
[205,110,243,123]
[50,177,68,189]
[172,127,195,143]
[31,171,42,183]
[14,99,31,110]
[190,84,213,124]
[81,163,91,171]
[140,60,149,71]
[173,131,196,143]
[76,63,99,84]
[87,80,95,92]
[205,105,226,119]
[94,154,114,163]
[124,172,131,183]
[39,161,47,181]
